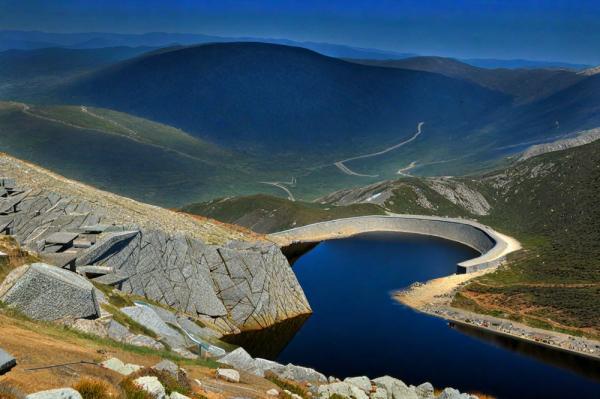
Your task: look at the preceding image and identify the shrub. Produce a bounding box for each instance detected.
[0,382,25,399]
[119,378,153,399]
[72,377,116,399]
[265,372,307,399]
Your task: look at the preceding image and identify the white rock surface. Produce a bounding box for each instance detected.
[280,363,327,383]
[100,357,142,376]
[371,387,388,399]
[344,376,372,393]
[25,388,82,399]
[415,382,434,399]
[318,382,369,399]
[372,376,418,399]
[153,359,179,378]
[267,389,280,396]
[169,393,190,399]
[134,376,167,399]
[219,347,258,373]
[216,368,240,383]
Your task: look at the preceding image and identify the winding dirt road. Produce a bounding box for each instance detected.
[334,122,424,177]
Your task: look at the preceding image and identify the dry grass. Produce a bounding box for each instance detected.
[0,381,26,399]
[72,377,119,399]
[0,236,39,281]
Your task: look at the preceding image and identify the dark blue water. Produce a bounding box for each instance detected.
[227,233,600,399]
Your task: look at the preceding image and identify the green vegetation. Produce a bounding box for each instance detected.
[0,101,263,206]
[183,194,385,233]
[457,141,600,337]
[265,372,308,399]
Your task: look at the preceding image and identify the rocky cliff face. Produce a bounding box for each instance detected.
[0,154,310,333]
[318,177,491,217]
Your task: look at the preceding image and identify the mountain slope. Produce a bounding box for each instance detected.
[182,194,385,233]
[55,42,509,158]
[349,56,584,103]
[0,46,154,99]
[0,101,259,206]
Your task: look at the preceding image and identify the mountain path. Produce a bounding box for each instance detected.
[10,102,210,163]
[334,121,424,177]
[259,181,296,201]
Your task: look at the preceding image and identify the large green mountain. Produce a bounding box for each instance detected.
[54,42,510,158]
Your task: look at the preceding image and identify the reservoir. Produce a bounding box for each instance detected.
[226,232,600,398]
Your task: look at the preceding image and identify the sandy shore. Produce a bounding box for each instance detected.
[394,251,600,361]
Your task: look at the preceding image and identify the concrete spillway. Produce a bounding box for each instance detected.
[269,215,518,273]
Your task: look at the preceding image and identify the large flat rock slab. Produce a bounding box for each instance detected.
[0,263,100,321]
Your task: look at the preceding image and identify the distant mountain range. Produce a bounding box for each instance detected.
[52,42,508,158]
[0,30,591,69]
[1,41,599,204]
[348,56,586,103]
[0,30,415,61]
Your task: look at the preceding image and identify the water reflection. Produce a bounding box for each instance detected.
[224,314,310,359]
[451,323,600,383]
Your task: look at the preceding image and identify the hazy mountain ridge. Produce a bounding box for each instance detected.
[348,56,585,103]
[53,42,510,157]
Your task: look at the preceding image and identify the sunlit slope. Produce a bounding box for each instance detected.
[0,101,257,206]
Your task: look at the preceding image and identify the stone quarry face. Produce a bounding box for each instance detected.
[0,173,311,332]
[0,263,100,321]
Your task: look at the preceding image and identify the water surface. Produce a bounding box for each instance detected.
[227,232,600,398]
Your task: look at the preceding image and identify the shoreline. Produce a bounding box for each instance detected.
[394,274,600,362]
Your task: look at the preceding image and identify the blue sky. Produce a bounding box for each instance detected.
[1,0,599,64]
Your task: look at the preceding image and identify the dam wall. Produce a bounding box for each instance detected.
[270,215,510,273]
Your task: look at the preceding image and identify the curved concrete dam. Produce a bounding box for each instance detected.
[269,215,520,273]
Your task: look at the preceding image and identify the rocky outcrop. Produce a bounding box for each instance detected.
[219,347,326,382]
[0,263,100,321]
[0,156,311,332]
[519,127,600,161]
[317,181,395,206]
[425,179,490,216]
[315,376,476,399]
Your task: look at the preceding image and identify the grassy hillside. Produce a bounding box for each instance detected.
[0,101,261,206]
[455,141,600,337]
[182,194,385,233]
